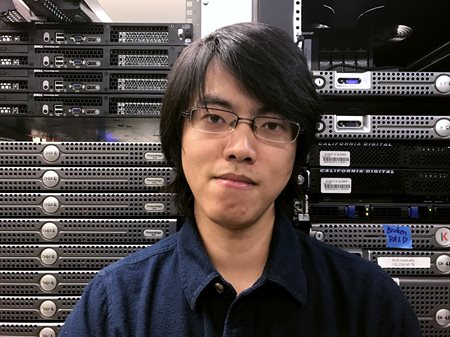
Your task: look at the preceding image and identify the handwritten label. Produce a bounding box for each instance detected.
[382,225,412,249]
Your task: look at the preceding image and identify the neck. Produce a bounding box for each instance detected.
[195,206,275,295]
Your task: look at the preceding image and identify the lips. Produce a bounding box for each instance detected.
[216,173,256,185]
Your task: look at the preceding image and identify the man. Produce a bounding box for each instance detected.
[59,22,421,336]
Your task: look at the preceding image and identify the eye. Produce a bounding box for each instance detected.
[260,119,287,131]
[203,113,226,124]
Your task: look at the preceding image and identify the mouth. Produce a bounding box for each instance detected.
[215,173,256,186]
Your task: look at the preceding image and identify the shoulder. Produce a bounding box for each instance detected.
[98,233,179,283]
[59,235,181,336]
[295,231,421,336]
[296,230,397,288]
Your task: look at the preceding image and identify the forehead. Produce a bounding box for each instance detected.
[199,60,263,112]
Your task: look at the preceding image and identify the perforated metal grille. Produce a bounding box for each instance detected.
[35,72,103,82]
[0,271,95,283]
[0,218,176,243]
[34,96,102,106]
[0,270,94,295]
[111,26,169,43]
[59,142,165,166]
[418,321,449,337]
[110,97,162,116]
[0,143,39,152]
[316,71,438,95]
[402,284,450,316]
[110,73,167,91]
[0,193,176,217]
[35,48,103,58]
[0,323,62,335]
[111,49,168,67]
[317,115,447,140]
[0,167,174,191]
[311,223,440,249]
[0,244,147,269]
[0,142,165,166]
[0,296,77,320]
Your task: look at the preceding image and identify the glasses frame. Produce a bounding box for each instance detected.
[182,107,303,144]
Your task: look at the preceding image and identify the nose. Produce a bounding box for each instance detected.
[223,122,257,163]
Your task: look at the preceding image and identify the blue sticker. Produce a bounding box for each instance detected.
[382,225,413,249]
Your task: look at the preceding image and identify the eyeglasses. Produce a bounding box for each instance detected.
[182,107,302,144]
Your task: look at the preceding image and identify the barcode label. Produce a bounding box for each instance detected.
[320,178,352,193]
[319,151,350,166]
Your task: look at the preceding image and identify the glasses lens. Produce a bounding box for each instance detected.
[191,108,236,133]
[254,117,300,143]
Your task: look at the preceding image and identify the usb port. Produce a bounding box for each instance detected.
[54,81,64,91]
[54,104,63,115]
[54,56,64,67]
[55,32,65,43]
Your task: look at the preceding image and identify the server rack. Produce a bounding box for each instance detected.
[0,21,192,336]
[258,1,450,335]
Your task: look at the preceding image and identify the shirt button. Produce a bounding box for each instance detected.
[214,282,225,294]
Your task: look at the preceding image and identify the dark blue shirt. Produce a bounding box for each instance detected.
[59,212,421,337]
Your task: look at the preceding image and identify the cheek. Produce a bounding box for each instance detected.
[181,131,216,183]
[267,146,296,175]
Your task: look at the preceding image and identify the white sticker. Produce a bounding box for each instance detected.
[377,257,431,269]
[319,151,350,166]
[320,178,351,193]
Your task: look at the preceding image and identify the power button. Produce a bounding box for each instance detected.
[313,76,326,89]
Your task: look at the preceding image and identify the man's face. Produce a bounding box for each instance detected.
[181,61,296,230]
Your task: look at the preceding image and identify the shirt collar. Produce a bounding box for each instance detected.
[177,218,221,310]
[263,210,308,305]
[177,211,308,310]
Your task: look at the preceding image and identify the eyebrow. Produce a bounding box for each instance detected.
[200,94,273,115]
[200,95,233,110]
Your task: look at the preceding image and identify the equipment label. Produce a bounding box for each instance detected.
[320,178,351,193]
[436,227,450,247]
[144,203,165,212]
[144,152,164,161]
[144,177,165,186]
[377,257,431,269]
[382,225,413,249]
[319,151,350,166]
[143,229,164,239]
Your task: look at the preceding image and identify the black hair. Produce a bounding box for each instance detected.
[160,22,321,220]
